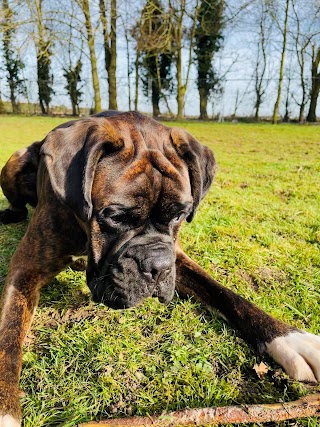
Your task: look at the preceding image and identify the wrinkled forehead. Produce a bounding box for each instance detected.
[91,148,192,211]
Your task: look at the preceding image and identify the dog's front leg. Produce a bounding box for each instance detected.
[0,214,80,427]
[175,249,320,383]
[0,269,44,427]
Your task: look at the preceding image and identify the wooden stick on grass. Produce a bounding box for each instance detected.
[78,393,320,426]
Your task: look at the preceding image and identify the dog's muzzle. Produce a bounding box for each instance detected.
[88,238,176,309]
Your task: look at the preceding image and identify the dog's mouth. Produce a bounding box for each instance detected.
[87,245,176,309]
[88,266,176,309]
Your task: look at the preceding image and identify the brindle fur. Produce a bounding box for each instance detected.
[0,112,303,424]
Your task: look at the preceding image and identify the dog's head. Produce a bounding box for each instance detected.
[41,112,216,309]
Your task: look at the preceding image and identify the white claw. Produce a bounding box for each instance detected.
[266,331,320,382]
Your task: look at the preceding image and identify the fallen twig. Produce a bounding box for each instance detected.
[78,393,320,426]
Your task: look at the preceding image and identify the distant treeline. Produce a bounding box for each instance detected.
[0,0,319,122]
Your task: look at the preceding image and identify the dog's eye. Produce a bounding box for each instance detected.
[172,212,185,224]
[98,208,126,227]
[107,214,127,226]
[99,208,144,230]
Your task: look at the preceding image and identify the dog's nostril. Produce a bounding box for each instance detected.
[151,268,159,280]
[150,267,171,281]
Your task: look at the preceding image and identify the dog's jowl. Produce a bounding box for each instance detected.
[0,111,320,426]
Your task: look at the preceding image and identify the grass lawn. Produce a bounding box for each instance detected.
[0,115,320,427]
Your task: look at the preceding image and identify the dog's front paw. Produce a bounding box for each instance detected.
[0,383,21,427]
[0,208,27,225]
[266,331,320,382]
[0,415,20,427]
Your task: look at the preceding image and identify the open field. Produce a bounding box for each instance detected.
[0,115,320,427]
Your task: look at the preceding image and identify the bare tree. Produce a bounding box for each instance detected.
[283,58,293,122]
[99,0,118,110]
[272,0,290,124]
[306,44,320,122]
[24,0,54,114]
[251,0,272,120]
[134,0,174,117]
[288,0,320,122]
[75,0,102,113]
[53,0,84,116]
[134,46,140,110]
[63,58,83,116]
[120,1,134,110]
[290,0,308,122]
[194,0,224,120]
[1,0,26,113]
[169,0,200,119]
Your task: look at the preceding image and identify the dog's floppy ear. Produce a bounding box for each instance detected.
[171,128,217,222]
[41,119,124,221]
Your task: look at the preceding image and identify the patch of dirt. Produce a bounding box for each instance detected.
[238,267,287,292]
[255,267,287,284]
[25,304,108,346]
[239,182,249,189]
[238,270,260,291]
[274,189,295,202]
[210,263,229,278]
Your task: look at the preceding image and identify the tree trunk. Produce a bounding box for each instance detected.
[254,12,268,122]
[71,101,77,116]
[254,94,261,121]
[134,49,140,111]
[124,29,131,110]
[307,91,319,122]
[199,87,208,119]
[306,46,320,122]
[152,78,160,117]
[177,86,186,119]
[272,0,290,124]
[82,0,101,113]
[292,1,308,123]
[298,104,304,123]
[195,0,223,121]
[174,0,198,120]
[108,0,117,110]
[176,46,185,119]
[0,94,5,114]
[99,0,118,110]
[39,99,46,115]
[36,1,49,115]
[2,0,19,113]
[297,51,307,122]
[9,83,18,113]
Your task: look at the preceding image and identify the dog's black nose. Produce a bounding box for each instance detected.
[141,256,172,279]
[126,244,172,280]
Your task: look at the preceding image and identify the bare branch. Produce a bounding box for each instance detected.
[78,393,320,427]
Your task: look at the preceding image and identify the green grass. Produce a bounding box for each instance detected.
[1,115,320,426]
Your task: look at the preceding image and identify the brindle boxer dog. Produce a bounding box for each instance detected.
[0,111,320,426]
